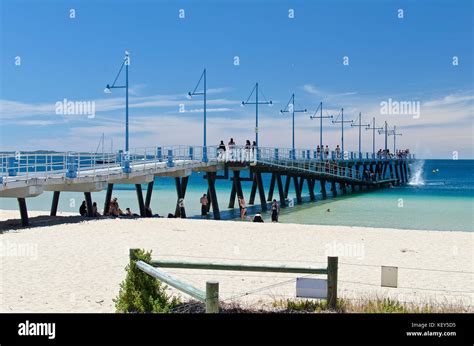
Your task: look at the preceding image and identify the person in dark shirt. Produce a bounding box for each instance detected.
[79,201,87,216]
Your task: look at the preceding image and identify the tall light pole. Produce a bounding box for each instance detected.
[350,112,370,158]
[332,108,353,154]
[280,93,307,158]
[104,51,130,152]
[310,102,333,160]
[378,121,390,152]
[241,82,272,148]
[187,69,207,162]
[388,125,402,153]
[366,117,383,157]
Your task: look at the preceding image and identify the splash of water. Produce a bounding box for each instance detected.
[408,160,425,186]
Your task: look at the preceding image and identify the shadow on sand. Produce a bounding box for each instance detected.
[0,215,117,233]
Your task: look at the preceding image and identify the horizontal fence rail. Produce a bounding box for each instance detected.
[147,254,339,310]
[150,260,328,275]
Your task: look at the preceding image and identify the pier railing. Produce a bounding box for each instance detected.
[0,145,413,182]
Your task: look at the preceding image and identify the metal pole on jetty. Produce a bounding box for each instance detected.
[310,102,333,160]
[332,108,353,154]
[188,69,208,162]
[241,82,273,148]
[104,50,130,152]
[351,112,370,158]
[280,93,307,158]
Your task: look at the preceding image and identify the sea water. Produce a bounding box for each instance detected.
[1,160,472,232]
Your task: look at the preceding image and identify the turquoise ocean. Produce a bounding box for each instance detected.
[1,160,472,232]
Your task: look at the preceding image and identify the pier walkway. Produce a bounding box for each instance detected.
[0,145,414,226]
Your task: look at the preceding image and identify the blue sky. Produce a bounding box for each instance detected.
[0,0,473,158]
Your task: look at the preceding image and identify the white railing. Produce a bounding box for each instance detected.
[0,145,413,183]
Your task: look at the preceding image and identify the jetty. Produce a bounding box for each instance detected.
[0,146,414,226]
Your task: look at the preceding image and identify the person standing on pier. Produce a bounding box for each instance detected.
[200,194,208,216]
[218,140,226,160]
[271,199,280,222]
[316,145,321,159]
[335,145,341,159]
[324,145,330,159]
[245,140,251,161]
[228,138,236,160]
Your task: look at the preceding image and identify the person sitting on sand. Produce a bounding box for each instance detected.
[92,202,101,217]
[125,208,139,217]
[200,194,208,216]
[108,197,124,216]
[238,196,247,220]
[252,213,264,223]
[79,201,87,216]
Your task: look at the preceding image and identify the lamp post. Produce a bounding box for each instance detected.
[388,125,402,153]
[365,117,383,158]
[280,93,307,158]
[187,69,207,162]
[241,82,272,148]
[332,108,353,155]
[350,112,370,158]
[310,102,333,160]
[104,51,130,152]
[378,121,390,152]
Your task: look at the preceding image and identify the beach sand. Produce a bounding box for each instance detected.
[0,209,472,312]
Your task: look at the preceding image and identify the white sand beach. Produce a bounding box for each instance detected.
[0,210,472,312]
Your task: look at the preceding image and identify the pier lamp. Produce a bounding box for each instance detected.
[332,108,353,155]
[280,93,307,158]
[241,83,273,148]
[104,51,130,152]
[187,69,207,162]
[309,102,333,160]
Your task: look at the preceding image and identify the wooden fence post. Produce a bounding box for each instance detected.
[327,256,338,310]
[205,281,219,313]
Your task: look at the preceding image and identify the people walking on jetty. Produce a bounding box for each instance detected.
[245,140,251,161]
[335,145,341,159]
[200,193,208,216]
[79,201,87,216]
[271,199,280,222]
[218,140,226,160]
[228,138,236,160]
[252,213,264,223]
[238,196,247,220]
